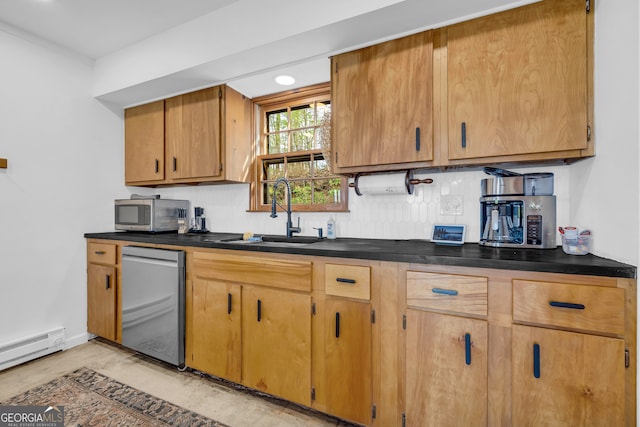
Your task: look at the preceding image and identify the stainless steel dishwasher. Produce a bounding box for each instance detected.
[121,246,185,366]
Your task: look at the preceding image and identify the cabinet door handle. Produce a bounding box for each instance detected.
[461,122,467,148]
[257,299,262,322]
[94,251,106,255]
[172,157,177,172]
[415,127,421,152]
[549,301,585,310]
[227,293,232,314]
[533,343,541,379]
[155,159,159,173]
[105,274,110,290]
[465,333,471,365]
[335,312,341,338]
[432,288,458,296]
[336,277,356,284]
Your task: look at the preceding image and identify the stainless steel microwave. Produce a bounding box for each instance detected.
[115,198,189,232]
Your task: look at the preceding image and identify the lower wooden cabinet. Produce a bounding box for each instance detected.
[323,298,372,425]
[86,241,118,342]
[405,310,488,427]
[242,285,312,406]
[190,278,241,382]
[87,263,117,341]
[512,322,625,426]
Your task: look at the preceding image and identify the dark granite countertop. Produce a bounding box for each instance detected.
[84,231,636,279]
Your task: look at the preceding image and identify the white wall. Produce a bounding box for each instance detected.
[0,31,125,347]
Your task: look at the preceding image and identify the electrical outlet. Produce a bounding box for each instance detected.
[440,195,464,215]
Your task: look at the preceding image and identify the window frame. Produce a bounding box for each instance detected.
[250,83,348,213]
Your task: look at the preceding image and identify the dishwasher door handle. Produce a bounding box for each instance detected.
[122,255,178,268]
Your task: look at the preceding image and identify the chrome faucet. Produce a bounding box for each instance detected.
[270,177,301,238]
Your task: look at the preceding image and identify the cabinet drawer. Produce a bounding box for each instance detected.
[406,271,488,317]
[513,280,625,335]
[325,264,371,301]
[192,252,312,292]
[87,242,117,265]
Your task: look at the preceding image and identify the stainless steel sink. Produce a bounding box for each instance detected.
[205,235,324,247]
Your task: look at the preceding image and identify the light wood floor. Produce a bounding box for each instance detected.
[0,339,357,427]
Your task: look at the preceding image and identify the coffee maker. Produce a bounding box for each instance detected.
[189,206,209,233]
[479,168,556,248]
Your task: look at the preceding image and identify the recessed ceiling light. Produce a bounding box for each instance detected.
[275,75,295,86]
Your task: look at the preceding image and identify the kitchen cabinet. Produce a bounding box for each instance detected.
[86,242,118,342]
[188,251,312,406]
[329,0,593,174]
[190,278,241,382]
[321,264,373,425]
[124,85,252,186]
[242,285,311,406]
[331,31,434,173]
[124,100,165,184]
[445,0,592,164]
[511,279,626,426]
[512,325,624,426]
[404,271,488,427]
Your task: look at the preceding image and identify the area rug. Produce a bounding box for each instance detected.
[1,367,228,426]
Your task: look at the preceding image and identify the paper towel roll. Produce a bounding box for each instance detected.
[351,172,410,196]
[350,171,434,196]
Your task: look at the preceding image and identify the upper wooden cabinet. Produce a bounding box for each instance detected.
[124,85,252,186]
[445,0,592,163]
[329,0,593,173]
[331,31,434,173]
[124,100,165,184]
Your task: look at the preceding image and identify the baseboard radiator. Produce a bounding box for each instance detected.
[0,327,66,371]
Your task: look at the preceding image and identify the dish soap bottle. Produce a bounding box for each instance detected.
[327,216,336,240]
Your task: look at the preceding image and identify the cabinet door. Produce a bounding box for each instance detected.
[165,87,222,181]
[332,31,433,169]
[87,264,117,341]
[447,0,588,160]
[190,278,241,382]
[512,324,625,427]
[406,310,487,427]
[324,298,372,425]
[242,286,311,406]
[124,100,165,184]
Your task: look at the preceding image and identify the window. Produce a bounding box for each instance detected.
[252,83,348,212]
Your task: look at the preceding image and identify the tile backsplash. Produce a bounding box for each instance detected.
[145,165,569,244]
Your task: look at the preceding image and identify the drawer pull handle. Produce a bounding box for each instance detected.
[257,299,262,322]
[533,343,541,379]
[549,301,585,310]
[94,251,106,255]
[336,278,356,284]
[227,293,232,315]
[432,288,458,296]
[335,312,341,338]
[465,333,471,365]
[415,127,421,152]
[105,274,111,290]
[461,122,467,148]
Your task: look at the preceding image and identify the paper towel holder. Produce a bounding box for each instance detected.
[349,170,433,196]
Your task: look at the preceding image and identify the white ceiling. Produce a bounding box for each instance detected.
[0,0,240,58]
[0,0,539,104]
